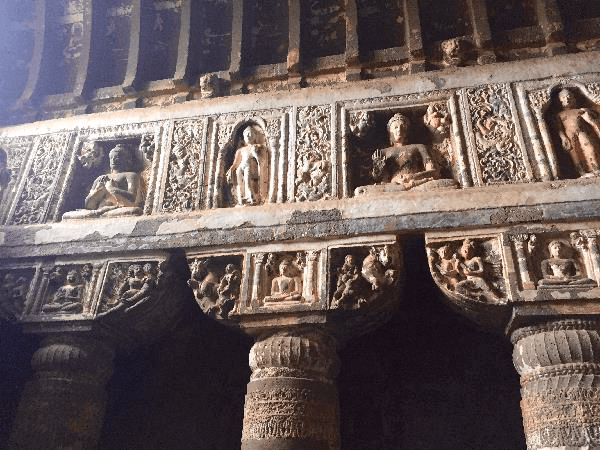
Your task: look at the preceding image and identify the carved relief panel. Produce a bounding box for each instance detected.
[187,255,244,319]
[461,83,532,185]
[6,133,72,225]
[186,235,402,324]
[0,136,34,223]
[427,236,508,305]
[517,76,600,181]
[207,109,288,208]
[340,92,471,198]
[426,222,600,322]
[57,123,161,220]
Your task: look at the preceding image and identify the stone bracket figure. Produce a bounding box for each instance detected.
[428,239,503,303]
[226,125,269,207]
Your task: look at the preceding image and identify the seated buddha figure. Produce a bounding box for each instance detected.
[355,113,457,195]
[63,144,144,220]
[42,270,84,314]
[263,259,303,304]
[539,240,595,286]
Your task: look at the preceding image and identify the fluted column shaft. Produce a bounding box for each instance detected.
[242,328,340,450]
[512,320,600,449]
[9,335,114,450]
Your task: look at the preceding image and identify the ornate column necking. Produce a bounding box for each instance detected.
[511,320,600,449]
[242,328,340,450]
[9,335,115,450]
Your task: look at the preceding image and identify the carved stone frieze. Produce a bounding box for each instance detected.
[162,119,204,212]
[295,105,332,202]
[9,133,71,225]
[464,84,529,185]
[0,137,33,218]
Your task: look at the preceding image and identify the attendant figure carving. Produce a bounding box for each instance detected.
[539,240,595,286]
[226,125,268,206]
[101,264,158,316]
[555,88,600,178]
[455,239,501,302]
[188,259,241,319]
[434,245,461,289]
[361,245,399,291]
[63,144,144,219]
[331,255,362,309]
[355,113,457,195]
[42,270,84,314]
[264,259,303,304]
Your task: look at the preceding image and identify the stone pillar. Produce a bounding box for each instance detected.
[10,334,114,450]
[511,320,600,449]
[242,328,340,450]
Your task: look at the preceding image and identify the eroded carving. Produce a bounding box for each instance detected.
[441,37,469,67]
[554,88,600,178]
[63,144,145,219]
[349,110,375,139]
[199,73,220,99]
[0,271,32,320]
[187,257,242,319]
[226,125,269,207]
[466,84,528,184]
[162,120,203,212]
[355,112,457,195]
[428,238,505,303]
[78,141,104,169]
[295,106,332,202]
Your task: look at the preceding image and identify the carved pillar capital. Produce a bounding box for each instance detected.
[511,320,600,449]
[10,334,115,450]
[243,327,340,449]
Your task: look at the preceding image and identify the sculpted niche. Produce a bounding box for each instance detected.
[354,111,458,196]
[63,142,148,220]
[547,87,600,179]
[223,123,270,207]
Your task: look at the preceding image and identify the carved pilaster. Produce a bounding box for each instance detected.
[512,320,600,449]
[9,335,115,450]
[242,328,340,450]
